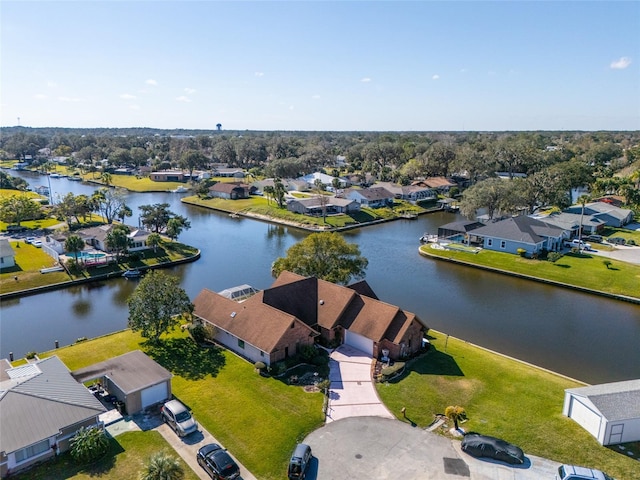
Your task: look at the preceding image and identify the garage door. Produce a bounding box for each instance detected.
[344,330,374,356]
[140,382,169,409]
[569,397,602,439]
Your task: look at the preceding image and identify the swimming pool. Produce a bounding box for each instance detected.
[66,251,107,260]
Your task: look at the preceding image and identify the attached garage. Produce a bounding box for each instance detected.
[563,379,640,446]
[72,350,172,415]
[344,330,374,356]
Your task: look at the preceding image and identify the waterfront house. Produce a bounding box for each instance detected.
[470,216,566,255]
[563,202,633,228]
[0,356,105,478]
[422,176,456,192]
[192,271,428,364]
[286,196,360,216]
[537,212,605,237]
[149,171,185,182]
[0,239,16,269]
[375,182,436,203]
[345,187,394,208]
[208,182,251,200]
[299,172,349,190]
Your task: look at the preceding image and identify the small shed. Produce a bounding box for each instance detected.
[71,350,172,415]
[563,379,640,445]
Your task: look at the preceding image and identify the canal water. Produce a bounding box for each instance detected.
[1,171,639,384]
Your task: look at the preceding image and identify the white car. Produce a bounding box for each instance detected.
[556,464,615,480]
[32,240,43,248]
[566,239,591,250]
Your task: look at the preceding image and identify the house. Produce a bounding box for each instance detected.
[0,239,16,270]
[470,216,566,255]
[300,172,348,190]
[537,212,605,237]
[286,196,360,216]
[0,356,106,477]
[437,220,484,241]
[422,176,456,192]
[208,182,251,200]
[127,229,152,252]
[345,187,394,208]
[563,379,640,446]
[76,225,152,253]
[375,182,436,203]
[193,271,428,364]
[71,350,172,416]
[214,167,245,178]
[563,202,633,228]
[149,171,185,182]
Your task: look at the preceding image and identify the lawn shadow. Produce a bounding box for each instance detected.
[405,348,465,377]
[144,337,226,380]
[553,264,571,268]
[607,441,640,461]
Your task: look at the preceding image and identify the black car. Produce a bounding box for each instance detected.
[288,443,312,479]
[197,443,240,480]
[461,433,525,465]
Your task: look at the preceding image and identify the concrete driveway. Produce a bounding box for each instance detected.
[304,416,561,480]
[588,244,640,265]
[326,345,394,422]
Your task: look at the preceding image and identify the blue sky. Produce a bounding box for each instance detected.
[2,1,639,131]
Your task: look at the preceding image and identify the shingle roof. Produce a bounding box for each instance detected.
[566,379,640,421]
[349,187,393,201]
[0,239,15,258]
[71,350,172,394]
[471,216,565,244]
[0,356,105,454]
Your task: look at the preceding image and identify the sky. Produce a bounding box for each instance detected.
[1,1,639,132]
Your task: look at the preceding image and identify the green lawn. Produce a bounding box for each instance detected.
[42,330,325,480]
[9,431,200,480]
[420,244,640,299]
[376,331,640,480]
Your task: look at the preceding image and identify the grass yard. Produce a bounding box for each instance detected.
[601,226,640,244]
[0,241,71,292]
[0,188,44,200]
[420,244,640,299]
[376,331,640,480]
[9,431,200,480]
[42,329,325,480]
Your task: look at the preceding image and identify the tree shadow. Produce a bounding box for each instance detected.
[143,338,226,380]
[553,264,571,268]
[386,348,464,384]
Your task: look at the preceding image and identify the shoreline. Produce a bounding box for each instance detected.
[419,245,640,305]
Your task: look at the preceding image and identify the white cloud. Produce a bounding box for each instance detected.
[311,94,321,100]
[255,72,264,77]
[184,88,196,94]
[34,94,47,100]
[47,81,57,88]
[146,79,158,86]
[432,74,440,80]
[58,96,82,102]
[361,77,372,83]
[129,104,141,111]
[120,94,137,100]
[460,68,468,73]
[610,57,632,69]
[289,105,294,110]
[176,96,191,103]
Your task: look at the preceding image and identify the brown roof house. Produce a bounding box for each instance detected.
[193,272,428,364]
[208,182,251,200]
[0,356,106,477]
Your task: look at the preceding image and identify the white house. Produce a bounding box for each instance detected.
[563,379,640,446]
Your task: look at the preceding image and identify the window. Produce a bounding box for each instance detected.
[500,240,506,249]
[487,238,493,246]
[15,439,50,463]
[237,339,245,349]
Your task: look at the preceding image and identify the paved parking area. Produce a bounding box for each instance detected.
[326,345,394,422]
[304,416,561,480]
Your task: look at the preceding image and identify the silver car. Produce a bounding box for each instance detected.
[556,464,615,480]
[161,399,198,437]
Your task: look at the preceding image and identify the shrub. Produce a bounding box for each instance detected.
[380,362,405,381]
[270,362,286,376]
[312,355,327,366]
[70,426,109,464]
[299,345,317,362]
[516,248,527,257]
[627,239,636,246]
[254,361,266,372]
[26,351,37,359]
[189,324,206,344]
[547,252,563,263]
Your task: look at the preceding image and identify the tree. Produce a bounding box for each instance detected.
[166,215,191,241]
[65,235,85,263]
[0,194,44,225]
[263,185,275,205]
[69,426,109,464]
[139,451,184,480]
[91,188,127,224]
[459,178,508,220]
[179,149,208,182]
[117,204,133,224]
[271,232,368,285]
[147,232,162,253]
[577,194,591,252]
[127,270,194,344]
[139,203,172,233]
[445,405,467,431]
[273,178,286,208]
[100,171,113,186]
[106,224,131,261]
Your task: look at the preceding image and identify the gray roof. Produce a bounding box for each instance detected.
[349,187,393,201]
[471,216,565,244]
[0,356,105,454]
[565,202,633,222]
[438,220,484,233]
[539,212,604,231]
[71,350,172,394]
[0,239,15,258]
[566,379,640,422]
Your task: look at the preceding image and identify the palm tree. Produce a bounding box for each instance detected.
[139,451,184,480]
[577,194,591,253]
[65,235,85,264]
[146,233,161,253]
[445,405,467,431]
[100,171,112,187]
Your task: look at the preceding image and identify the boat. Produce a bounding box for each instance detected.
[171,186,189,193]
[49,173,63,178]
[420,233,439,243]
[122,269,142,278]
[68,175,82,181]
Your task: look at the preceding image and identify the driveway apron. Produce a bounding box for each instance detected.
[326,345,394,422]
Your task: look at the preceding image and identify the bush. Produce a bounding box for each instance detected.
[547,252,563,263]
[380,362,405,381]
[516,248,527,257]
[189,324,206,344]
[270,362,286,376]
[26,351,37,359]
[627,239,636,246]
[254,361,266,372]
[312,355,327,366]
[299,345,317,362]
[70,426,109,464]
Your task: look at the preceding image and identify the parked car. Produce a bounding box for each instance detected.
[32,240,43,248]
[607,237,626,246]
[25,237,36,244]
[556,464,615,480]
[586,234,603,243]
[566,239,592,250]
[288,443,312,479]
[460,433,525,465]
[161,399,198,437]
[197,443,240,480]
